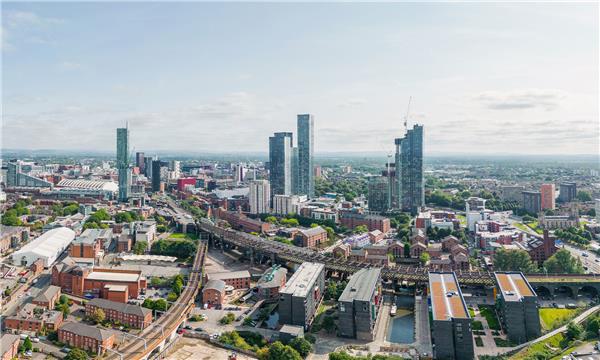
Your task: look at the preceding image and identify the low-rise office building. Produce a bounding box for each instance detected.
[338,268,382,340]
[494,272,541,343]
[69,228,112,259]
[58,322,115,354]
[205,270,251,289]
[294,226,328,248]
[85,298,152,329]
[279,262,325,329]
[1,334,20,360]
[256,266,287,300]
[429,272,474,360]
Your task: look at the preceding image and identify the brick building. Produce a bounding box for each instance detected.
[0,225,29,255]
[1,334,20,360]
[516,230,557,265]
[202,279,225,306]
[256,266,287,300]
[32,285,61,309]
[4,303,63,333]
[214,208,272,233]
[294,227,328,248]
[339,211,391,233]
[52,258,146,300]
[205,271,250,289]
[58,322,115,354]
[69,228,112,259]
[85,298,152,329]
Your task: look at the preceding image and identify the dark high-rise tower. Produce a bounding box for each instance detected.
[269,132,293,197]
[135,152,145,170]
[297,114,314,198]
[116,127,131,202]
[394,124,424,214]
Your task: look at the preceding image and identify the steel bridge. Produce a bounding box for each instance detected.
[197,219,600,287]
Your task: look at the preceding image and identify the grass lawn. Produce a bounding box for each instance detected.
[475,337,484,347]
[468,307,476,318]
[472,320,484,331]
[539,308,580,332]
[479,305,501,331]
[169,232,199,240]
[525,221,544,235]
[511,333,568,360]
[513,222,531,233]
[493,337,514,347]
[457,214,467,226]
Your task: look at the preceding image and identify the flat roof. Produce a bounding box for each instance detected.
[494,272,535,302]
[429,272,469,321]
[206,270,251,281]
[339,268,381,303]
[86,271,140,283]
[280,262,324,298]
[104,284,128,292]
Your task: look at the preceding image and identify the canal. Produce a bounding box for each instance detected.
[386,295,415,344]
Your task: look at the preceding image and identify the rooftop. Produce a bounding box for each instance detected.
[257,266,287,289]
[86,270,141,283]
[33,285,61,303]
[60,322,114,341]
[280,262,324,298]
[429,272,469,321]
[338,268,381,303]
[118,254,177,262]
[206,270,251,281]
[494,272,535,302]
[88,298,151,317]
[203,279,226,293]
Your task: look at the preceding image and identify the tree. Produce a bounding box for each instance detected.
[403,243,410,258]
[281,218,299,227]
[23,337,33,352]
[576,191,592,202]
[59,294,68,304]
[566,321,583,340]
[324,226,335,240]
[172,274,184,296]
[326,282,337,300]
[353,225,368,234]
[289,337,312,358]
[64,348,88,360]
[91,308,105,324]
[133,240,148,255]
[322,316,336,333]
[419,252,430,265]
[267,341,302,360]
[310,223,318,228]
[543,249,584,274]
[303,334,316,344]
[493,249,538,273]
[586,316,600,336]
[265,216,278,224]
[154,299,167,312]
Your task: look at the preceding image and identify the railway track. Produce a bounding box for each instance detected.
[106,240,207,359]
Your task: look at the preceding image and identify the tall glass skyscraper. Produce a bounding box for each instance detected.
[394,124,424,214]
[297,114,314,198]
[269,132,293,197]
[116,127,131,202]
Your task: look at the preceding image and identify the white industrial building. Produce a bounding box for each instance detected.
[11,227,76,267]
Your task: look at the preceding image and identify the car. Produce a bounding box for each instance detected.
[20,334,28,340]
[194,327,204,332]
[24,350,33,357]
[582,252,589,257]
[177,328,186,334]
[60,347,71,353]
[31,337,40,343]
[595,259,599,262]
[184,325,192,330]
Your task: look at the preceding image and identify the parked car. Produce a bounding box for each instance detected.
[194,327,204,332]
[31,337,40,343]
[177,328,186,335]
[60,347,71,353]
[184,325,192,330]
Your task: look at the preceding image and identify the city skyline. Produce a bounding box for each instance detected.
[2,2,598,155]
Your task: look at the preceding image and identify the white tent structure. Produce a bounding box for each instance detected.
[12,227,75,267]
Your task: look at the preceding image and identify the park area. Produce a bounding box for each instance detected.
[539,308,581,332]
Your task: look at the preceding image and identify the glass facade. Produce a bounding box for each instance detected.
[116,128,131,202]
[269,132,293,197]
[297,114,314,198]
[394,124,424,214]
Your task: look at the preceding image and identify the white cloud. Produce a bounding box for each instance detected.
[473,89,568,111]
[338,97,367,108]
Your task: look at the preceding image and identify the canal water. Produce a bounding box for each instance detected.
[386,295,415,344]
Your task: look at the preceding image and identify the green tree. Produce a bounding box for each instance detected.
[566,321,583,340]
[419,252,430,265]
[265,216,278,224]
[289,337,312,358]
[172,274,184,296]
[23,337,33,352]
[91,308,105,324]
[281,218,299,227]
[64,348,88,360]
[133,240,148,255]
[586,317,600,337]
[326,282,337,300]
[267,341,302,360]
[154,299,167,312]
[322,316,336,333]
[59,294,69,304]
[493,249,538,273]
[353,225,368,234]
[576,191,592,202]
[543,249,584,274]
[324,226,335,240]
[404,243,411,258]
[115,212,134,223]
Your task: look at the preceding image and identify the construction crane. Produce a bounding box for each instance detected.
[403,96,412,133]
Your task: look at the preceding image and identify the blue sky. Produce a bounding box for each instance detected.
[2,2,598,154]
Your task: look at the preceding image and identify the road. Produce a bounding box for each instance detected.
[1,271,52,317]
[563,243,600,274]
